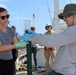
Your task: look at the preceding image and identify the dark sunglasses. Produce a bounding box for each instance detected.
[0,14,10,20]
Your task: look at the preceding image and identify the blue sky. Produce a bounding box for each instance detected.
[0,0,76,35]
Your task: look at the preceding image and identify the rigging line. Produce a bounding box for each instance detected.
[33,0,36,27]
[45,0,52,22]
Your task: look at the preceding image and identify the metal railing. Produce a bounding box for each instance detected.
[26,41,32,75]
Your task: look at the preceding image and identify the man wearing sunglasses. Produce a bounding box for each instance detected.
[0,7,27,75]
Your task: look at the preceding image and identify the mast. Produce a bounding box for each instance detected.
[54,0,60,33]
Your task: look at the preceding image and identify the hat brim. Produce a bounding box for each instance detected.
[58,11,76,19]
[45,25,52,30]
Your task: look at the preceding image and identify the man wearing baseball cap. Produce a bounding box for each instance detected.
[32,3,76,75]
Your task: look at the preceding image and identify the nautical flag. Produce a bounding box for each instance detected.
[33,14,35,18]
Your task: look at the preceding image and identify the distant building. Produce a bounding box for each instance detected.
[25,19,31,30]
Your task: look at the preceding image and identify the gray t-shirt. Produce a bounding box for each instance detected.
[0,26,15,60]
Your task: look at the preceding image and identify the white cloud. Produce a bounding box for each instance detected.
[0,4,8,9]
[0,4,20,16]
[0,4,10,12]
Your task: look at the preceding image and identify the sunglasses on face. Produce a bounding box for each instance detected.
[0,14,10,20]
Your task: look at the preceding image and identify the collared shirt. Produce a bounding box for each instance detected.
[44,30,54,51]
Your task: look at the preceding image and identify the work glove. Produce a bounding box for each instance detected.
[15,41,28,48]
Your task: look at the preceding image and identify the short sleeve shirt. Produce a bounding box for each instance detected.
[0,26,15,60]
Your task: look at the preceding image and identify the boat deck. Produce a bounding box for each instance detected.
[16,67,46,75]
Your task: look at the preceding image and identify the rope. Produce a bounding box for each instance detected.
[45,0,55,27]
[45,0,52,22]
